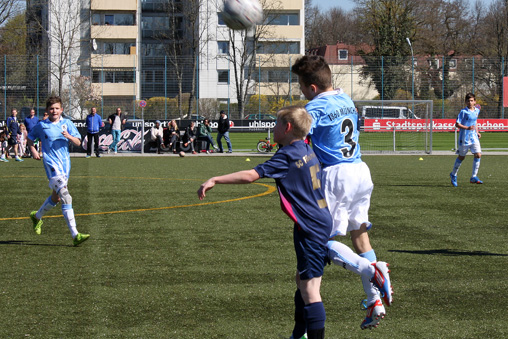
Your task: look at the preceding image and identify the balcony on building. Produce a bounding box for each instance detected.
[91,0,137,11]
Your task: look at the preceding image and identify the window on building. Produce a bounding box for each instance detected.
[252,68,298,83]
[265,12,299,25]
[218,70,229,83]
[449,59,457,69]
[218,41,229,55]
[338,49,348,60]
[427,58,439,69]
[93,41,135,55]
[92,69,135,83]
[105,15,114,25]
[257,42,299,54]
[218,12,225,26]
[92,13,136,26]
[92,14,100,25]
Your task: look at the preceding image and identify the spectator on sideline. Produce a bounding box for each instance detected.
[24,109,39,135]
[4,109,23,162]
[150,120,165,154]
[197,118,218,153]
[449,92,483,186]
[24,109,40,157]
[217,110,233,153]
[27,96,90,246]
[164,120,180,153]
[183,121,198,154]
[18,123,28,157]
[0,128,7,162]
[107,107,126,154]
[85,107,104,158]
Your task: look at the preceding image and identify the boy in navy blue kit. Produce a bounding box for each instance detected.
[198,106,329,339]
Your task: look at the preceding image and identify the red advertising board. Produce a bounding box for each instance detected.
[363,119,508,132]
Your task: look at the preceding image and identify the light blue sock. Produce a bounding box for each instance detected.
[359,249,377,263]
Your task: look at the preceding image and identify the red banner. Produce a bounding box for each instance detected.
[363,119,508,132]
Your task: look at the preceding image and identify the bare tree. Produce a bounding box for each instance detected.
[471,0,508,117]
[0,0,21,27]
[222,0,286,118]
[155,0,212,119]
[27,0,92,108]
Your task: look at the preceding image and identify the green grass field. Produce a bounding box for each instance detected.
[1,155,507,338]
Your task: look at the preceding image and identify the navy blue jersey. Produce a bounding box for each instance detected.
[254,140,332,245]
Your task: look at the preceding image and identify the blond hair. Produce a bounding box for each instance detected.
[276,106,311,139]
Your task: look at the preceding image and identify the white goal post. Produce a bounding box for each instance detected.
[353,100,434,154]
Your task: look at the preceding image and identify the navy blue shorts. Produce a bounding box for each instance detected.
[7,137,17,146]
[293,227,327,280]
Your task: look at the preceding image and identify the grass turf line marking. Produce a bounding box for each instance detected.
[0,181,276,221]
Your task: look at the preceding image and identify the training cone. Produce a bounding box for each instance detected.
[246,158,251,162]
[419,157,424,161]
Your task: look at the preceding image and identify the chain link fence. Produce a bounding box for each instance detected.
[0,55,505,122]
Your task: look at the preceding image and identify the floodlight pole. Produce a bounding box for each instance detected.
[406,37,415,115]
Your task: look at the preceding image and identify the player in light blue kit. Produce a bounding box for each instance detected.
[26,96,90,246]
[449,93,483,186]
[292,56,392,329]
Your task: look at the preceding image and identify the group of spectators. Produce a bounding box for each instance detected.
[148,110,233,154]
[1,108,47,162]
[1,106,234,160]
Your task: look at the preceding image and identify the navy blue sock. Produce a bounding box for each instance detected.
[304,302,326,339]
[292,289,306,339]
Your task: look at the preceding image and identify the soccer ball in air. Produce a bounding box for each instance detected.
[222,0,263,30]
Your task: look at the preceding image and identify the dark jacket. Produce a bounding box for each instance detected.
[217,115,230,134]
[6,116,20,137]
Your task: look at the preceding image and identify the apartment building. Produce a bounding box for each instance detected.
[199,0,305,106]
[28,0,305,113]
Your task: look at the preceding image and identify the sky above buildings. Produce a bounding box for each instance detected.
[313,0,496,13]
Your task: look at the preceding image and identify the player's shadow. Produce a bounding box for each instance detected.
[389,249,508,256]
[0,240,71,247]
[384,184,448,188]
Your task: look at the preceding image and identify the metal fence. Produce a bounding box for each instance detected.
[0,55,505,122]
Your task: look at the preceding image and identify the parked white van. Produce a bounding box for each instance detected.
[361,106,418,119]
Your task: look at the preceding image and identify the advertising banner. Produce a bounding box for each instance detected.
[363,119,508,132]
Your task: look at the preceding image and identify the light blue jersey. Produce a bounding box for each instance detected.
[28,118,81,179]
[305,90,362,167]
[456,107,480,146]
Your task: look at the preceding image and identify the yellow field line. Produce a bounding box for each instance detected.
[0,182,276,221]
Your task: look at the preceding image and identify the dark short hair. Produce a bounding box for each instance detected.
[46,96,62,110]
[465,92,476,102]
[291,55,332,90]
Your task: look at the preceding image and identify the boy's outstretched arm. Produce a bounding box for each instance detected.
[197,169,260,200]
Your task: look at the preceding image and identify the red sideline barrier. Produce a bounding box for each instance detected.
[363,119,508,132]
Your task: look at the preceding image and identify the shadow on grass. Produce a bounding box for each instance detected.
[389,248,508,256]
[0,240,71,247]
